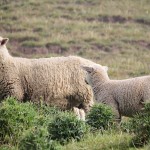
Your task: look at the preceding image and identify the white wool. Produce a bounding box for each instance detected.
[82,65,150,120]
[0,37,97,120]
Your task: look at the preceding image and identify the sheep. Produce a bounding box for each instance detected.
[82,64,150,121]
[0,36,96,120]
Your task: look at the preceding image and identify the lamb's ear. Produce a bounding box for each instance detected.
[81,65,94,73]
[103,66,108,72]
[0,38,9,46]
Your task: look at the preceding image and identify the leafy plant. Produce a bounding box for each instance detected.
[48,112,88,144]
[130,103,150,147]
[86,103,114,130]
[18,127,59,150]
[120,118,134,133]
[0,97,37,144]
[34,104,61,127]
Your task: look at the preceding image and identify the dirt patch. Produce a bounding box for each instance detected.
[1,26,26,33]
[92,43,121,52]
[123,40,150,49]
[16,44,68,55]
[87,15,132,23]
[87,15,150,26]
[98,15,132,23]
[135,18,150,26]
[61,15,73,20]
[10,41,120,56]
[46,43,68,54]
[69,45,82,52]
[19,47,49,55]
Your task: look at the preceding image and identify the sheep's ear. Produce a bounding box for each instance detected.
[81,65,94,73]
[0,38,9,46]
[103,66,108,72]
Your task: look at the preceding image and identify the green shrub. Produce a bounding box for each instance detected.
[86,103,114,130]
[0,97,37,144]
[48,112,88,144]
[37,104,61,117]
[129,103,150,147]
[120,118,134,133]
[18,127,59,150]
[34,104,61,127]
[0,145,16,150]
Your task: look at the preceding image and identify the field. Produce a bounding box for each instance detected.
[0,0,150,149]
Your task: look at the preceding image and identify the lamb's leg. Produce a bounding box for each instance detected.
[104,98,121,122]
[111,106,121,122]
[109,100,121,122]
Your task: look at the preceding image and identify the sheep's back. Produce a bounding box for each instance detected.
[16,56,94,101]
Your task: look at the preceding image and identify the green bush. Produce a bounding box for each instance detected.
[18,127,59,150]
[86,103,114,130]
[34,104,61,127]
[0,145,16,150]
[0,97,37,144]
[129,103,150,147]
[48,112,88,144]
[120,118,134,133]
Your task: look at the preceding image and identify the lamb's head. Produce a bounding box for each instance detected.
[81,64,109,86]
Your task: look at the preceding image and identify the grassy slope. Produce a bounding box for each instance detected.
[61,132,133,150]
[0,0,150,149]
[0,0,150,79]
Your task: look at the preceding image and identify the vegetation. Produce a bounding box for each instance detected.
[0,0,150,149]
[86,103,114,130]
[48,112,88,144]
[0,98,150,150]
[0,0,150,79]
[0,98,37,145]
[130,103,150,147]
[18,127,58,150]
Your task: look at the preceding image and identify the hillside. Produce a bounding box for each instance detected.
[0,0,150,79]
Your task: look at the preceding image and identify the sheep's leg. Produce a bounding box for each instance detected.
[104,98,121,122]
[82,99,94,113]
[110,100,121,122]
[73,107,80,119]
[45,98,71,110]
[79,108,85,121]
[111,106,121,122]
[73,107,85,121]
[78,91,94,114]
[45,98,85,120]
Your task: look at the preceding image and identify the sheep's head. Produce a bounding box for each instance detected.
[0,37,9,47]
[0,37,10,58]
[81,64,109,86]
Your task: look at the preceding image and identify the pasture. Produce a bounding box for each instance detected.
[0,0,150,149]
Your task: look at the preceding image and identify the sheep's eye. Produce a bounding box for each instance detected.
[85,79,89,85]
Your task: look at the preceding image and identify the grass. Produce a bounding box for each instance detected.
[0,0,150,78]
[0,0,150,149]
[61,131,133,150]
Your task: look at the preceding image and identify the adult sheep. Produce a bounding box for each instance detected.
[82,64,149,121]
[0,36,95,119]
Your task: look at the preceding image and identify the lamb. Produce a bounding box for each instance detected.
[82,64,150,121]
[0,36,96,120]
